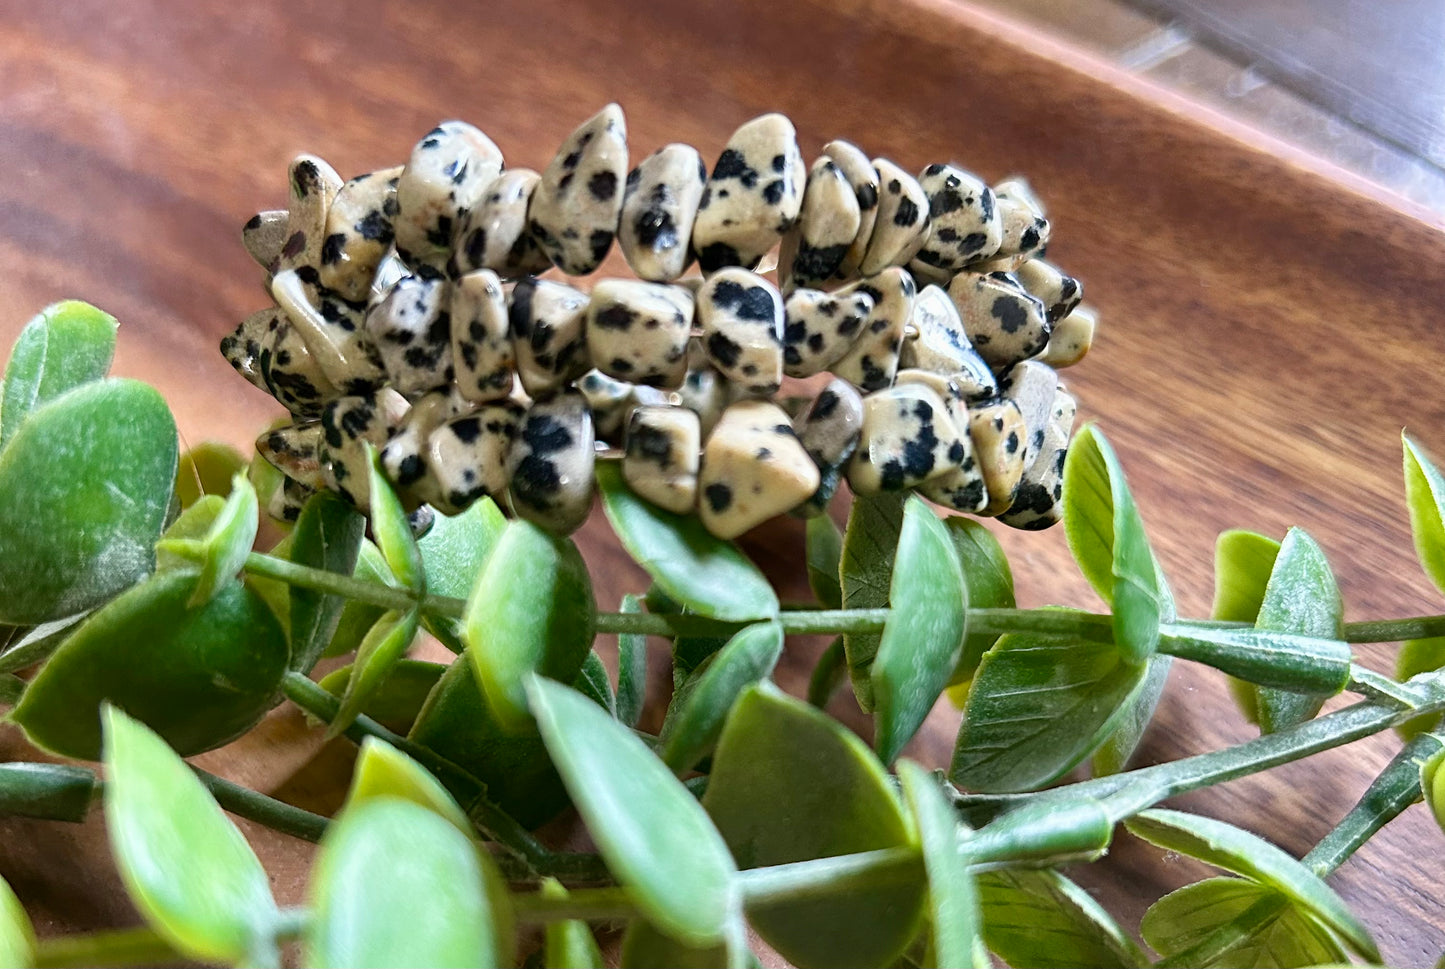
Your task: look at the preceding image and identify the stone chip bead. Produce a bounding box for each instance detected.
[999,359,1059,471]
[619,143,706,282]
[319,388,410,509]
[270,269,387,394]
[697,268,784,396]
[675,344,736,438]
[782,286,874,378]
[450,169,552,279]
[450,269,515,403]
[623,405,702,514]
[1040,305,1095,368]
[822,139,881,279]
[859,159,930,276]
[898,283,990,382]
[364,274,454,398]
[902,370,987,514]
[1014,258,1082,323]
[318,167,403,303]
[256,421,327,491]
[989,177,1050,268]
[528,103,629,276]
[913,163,1001,273]
[586,278,693,388]
[692,113,805,272]
[428,399,524,515]
[967,397,1028,516]
[259,313,341,419]
[847,382,966,495]
[698,400,820,539]
[999,420,1068,530]
[831,267,916,392]
[792,378,864,516]
[222,307,282,393]
[506,392,596,535]
[394,121,504,274]
[270,477,315,524]
[946,271,1050,372]
[779,156,861,291]
[242,210,290,272]
[379,390,466,509]
[510,277,591,396]
[278,155,343,274]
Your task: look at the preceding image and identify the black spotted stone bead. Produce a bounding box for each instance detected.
[510,277,591,397]
[221,308,280,392]
[781,287,874,379]
[792,378,863,516]
[256,420,326,491]
[394,121,504,275]
[847,382,966,495]
[1014,259,1082,323]
[697,400,820,539]
[913,163,1001,274]
[779,156,861,292]
[859,159,930,276]
[242,210,289,273]
[898,283,990,381]
[896,370,988,514]
[1052,386,1078,435]
[832,267,916,392]
[269,477,315,524]
[277,155,343,275]
[585,279,693,389]
[576,370,668,444]
[529,103,628,276]
[1040,305,1095,368]
[692,113,805,272]
[985,178,1050,270]
[697,269,784,397]
[450,269,515,403]
[999,420,1067,530]
[506,392,596,535]
[427,399,524,516]
[259,314,341,419]
[675,345,736,438]
[379,390,468,510]
[618,143,706,282]
[319,388,410,509]
[945,271,1050,372]
[821,139,880,279]
[968,397,1028,516]
[270,268,387,394]
[318,166,403,303]
[450,169,552,280]
[364,274,454,398]
[998,359,1058,472]
[623,405,701,514]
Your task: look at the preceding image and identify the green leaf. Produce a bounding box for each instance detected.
[465,521,596,732]
[976,869,1145,969]
[703,683,924,968]
[1062,425,1167,664]
[0,874,34,969]
[1423,744,1445,834]
[1405,433,1445,596]
[344,737,472,837]
[102,706,278,964]
[288,491,365,673]
[807,635,846,709]
[0,379,177,624]
[841,492,907,712]
[330,606,421,738]
[619,918,742,969]
[1252,528,1343,733]
[153,494,225,573]
[13,570,288,759]
[897,760,984,969]
[542,881,606,969]
[1212,529,1281,724]
[943,517,1015,690]
[365,443,424,592]
[1141,877,1346,969]
[1,301,117,452]
[873,498,967,765]
[806,514,844,608]
[1399,637,1445,738]
[408,656,568,830]
[951,631,1143,793]
[1092,654,1173,776]
[175,441,247,510]
[527,676,739,947]
[0,762,97,822]
[576,649,617,717]
[306,797,512,968]
[1126,809,1378,962]
[597,462,777,622]
[319,658,444,734]
[616,593,648,728]
[184,472,257,607]
[417,496,507,650]
[661,620,784,773]
[322,540,391,660]
[648,587,732,687]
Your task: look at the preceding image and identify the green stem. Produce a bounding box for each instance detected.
[806,636,847,708]
[241,552,464,619]
[511,886,635,924]
[193,768,329,843]
[738,846,922,906]
[32,925,182,969]
[1343,614,1445,643]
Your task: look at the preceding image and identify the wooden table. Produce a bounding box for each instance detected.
[2,0,1443,963]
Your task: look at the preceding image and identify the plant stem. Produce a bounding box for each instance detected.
[32,925,181,969]
[738,846,922,906]
[511,886,635,924]
[193,768,329,843]
[1343,615,1445,643]
[241,552,464,618]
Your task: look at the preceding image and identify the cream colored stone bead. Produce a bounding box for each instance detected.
[968,398,1028,516]
[585,279,694,389]
[1040,306,1096,368]
[394,121,503,273]
[318,166,403,302]
[623,405,701,514]
[847,382,966,495]
[528,104,629,276]
[428,400,524,515]
[692,113,805,272]
[698,400,820,539]
[831,267,916,392]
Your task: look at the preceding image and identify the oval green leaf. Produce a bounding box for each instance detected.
[977,869,1145,969]
[873,497,967,765]
[417,495,507,650]
[102,706,278,964]
[597,462,777,622]
[703,683,924,968]
[0,378,177,624]
[0,761,97,822]
[305,797,512,968]
[1405,433,1445,596]
[1125,809,1378,962]
[841,492,906,712]
[616,593,648,728]
[660,620,784,773]
[184,472,258,608]
[175,441,247,509]
[543,881,606,969]
[288,490,365,672]
[1141,877,1346,969]
[897,759,985,969]
[1212,529,1281,724]
[319,658,444,734]
[943,516,1016,691]
[1092,654,1173,777]
[1252,528,1344,733]
[13,569,288,759]
[1424,744,1445,834]
[527,676,739,947]
[805,514,844,609]
[153,494,225,574]
[344,736,472,838]
[465,520,595,731]
[330,606,420,738]
[1399,637,1445,739]
[1,300,117,452]
[365,443,424,592]
[322,539,391,660]
[0,874,34,969]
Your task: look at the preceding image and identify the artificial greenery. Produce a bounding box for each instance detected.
[1,300,1444,968]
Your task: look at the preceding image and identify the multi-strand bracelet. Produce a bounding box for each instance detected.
[222,105,1096,538]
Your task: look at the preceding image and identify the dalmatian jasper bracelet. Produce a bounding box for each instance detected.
[222,104,1097,540]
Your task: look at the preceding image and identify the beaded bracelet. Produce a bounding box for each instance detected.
[222,105,1097,539]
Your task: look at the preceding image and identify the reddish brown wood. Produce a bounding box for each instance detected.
[1,0,1443,962]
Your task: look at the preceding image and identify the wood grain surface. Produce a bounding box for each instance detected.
[2,0,1444,963]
